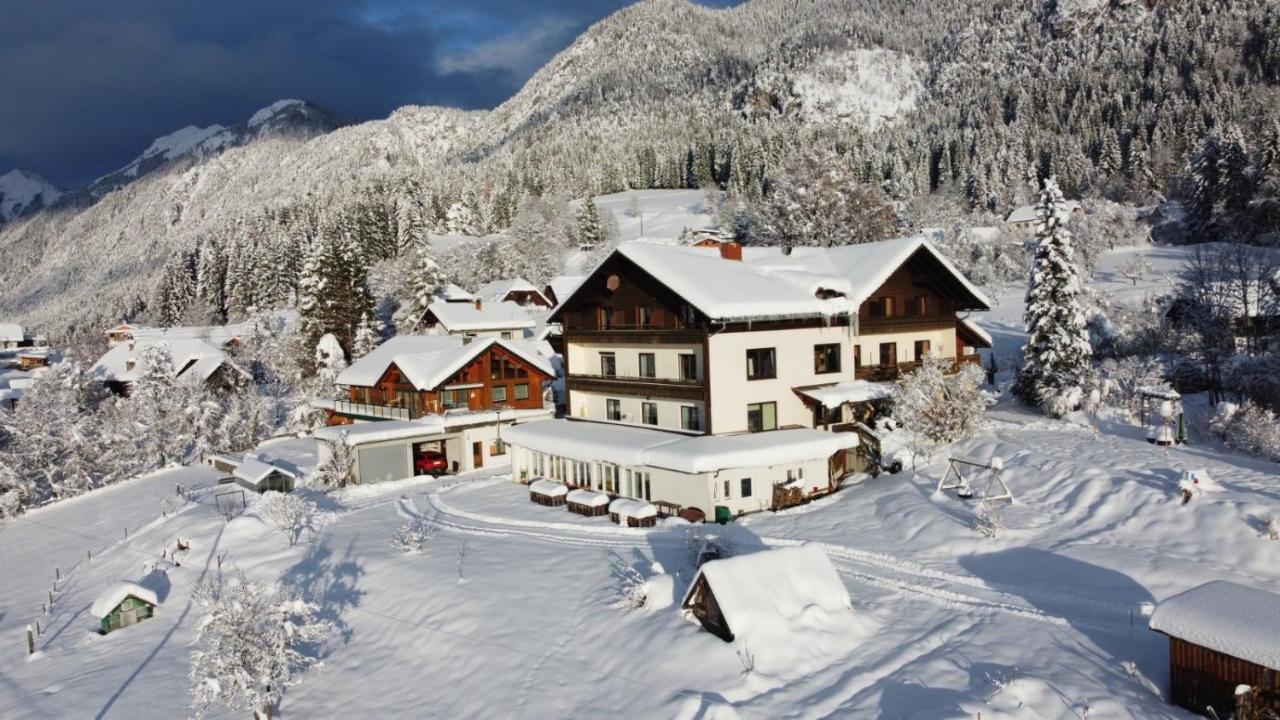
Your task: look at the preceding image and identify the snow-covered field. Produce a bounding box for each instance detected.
[1,242,1274,719]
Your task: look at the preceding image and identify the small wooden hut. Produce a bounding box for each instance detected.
[681,545,849,643]
[566,489,610,517]
[1149,581,1280,716]
[92,581,159,634]
[529,479,568,507]
[608,498,658,528]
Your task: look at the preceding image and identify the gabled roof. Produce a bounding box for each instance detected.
[475,278,544,302]
[233,458,297,484]
[90,337,245,384]
[335,334,554,391]
[91,581,159,618]
[558,237,989,324]
[1150,581,1280,670]
[439,283,475,302]
[682,545,850,640]
[424,300,537,333]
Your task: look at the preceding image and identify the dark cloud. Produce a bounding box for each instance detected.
[0,1,741,188]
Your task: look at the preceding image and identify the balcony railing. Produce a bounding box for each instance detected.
[332,400,412,421]
[571,371,701,386]
[854,354,981,382]
[858,316,957,334]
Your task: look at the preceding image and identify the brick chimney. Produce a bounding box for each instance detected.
[719,242,743,261]
[474,298,483,310]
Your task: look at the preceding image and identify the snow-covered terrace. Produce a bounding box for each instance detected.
[503,419,857,475]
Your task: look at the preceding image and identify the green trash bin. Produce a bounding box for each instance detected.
[714,505,732,524]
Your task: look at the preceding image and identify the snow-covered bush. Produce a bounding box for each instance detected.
[390,518,436,554]
[607,553,649,610]
[893,354,992,467]
[1208,401,1280,460]
[189,570,331,720]
[255,492,316,546]
[975,502,1005,539]
[314,435,355,488]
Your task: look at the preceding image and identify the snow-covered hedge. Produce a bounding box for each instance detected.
[1208,402,1280,461]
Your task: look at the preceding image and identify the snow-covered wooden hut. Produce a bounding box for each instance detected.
[529,479,568,507]
[92,581,159,634]
[609,498,657,527]
[232,458,298,493]
[566,488,610,517]
[681,545,850,643]
[1149,581,1280,715]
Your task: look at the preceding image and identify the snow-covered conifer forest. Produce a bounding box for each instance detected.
[2,0,1280,717]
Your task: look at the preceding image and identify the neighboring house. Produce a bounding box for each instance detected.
[1164,280,1280,352]
[90,337,249,396]
[543,276,586,308]
[0,323,43,349]
[313,334,556,481]
[1149,581,1280,716]
[503,237,992,519]
[92,581,159,634]
[475,278,552,309]
[420,299,538,339]
[15,347,51,370]
[1005,200,1083,232]
[438,283,476,303]
[104,323,142,347]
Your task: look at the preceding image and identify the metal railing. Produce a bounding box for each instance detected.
[332,400,412,421]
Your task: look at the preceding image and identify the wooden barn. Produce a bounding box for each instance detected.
[92,581,159,634]
[680,545,849,643]
[1149,581,1280,716]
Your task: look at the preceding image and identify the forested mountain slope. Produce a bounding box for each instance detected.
[1,0,1276,338]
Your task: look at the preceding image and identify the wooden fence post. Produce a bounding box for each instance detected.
[55,567,59,581]
[27,626,34,655]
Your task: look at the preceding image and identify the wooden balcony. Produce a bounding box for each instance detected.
[857,315,957,334]
[854,354,981,382]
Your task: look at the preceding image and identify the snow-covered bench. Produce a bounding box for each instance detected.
[529,479,569,507]
[609,498,658,528]
[566,489,610,517]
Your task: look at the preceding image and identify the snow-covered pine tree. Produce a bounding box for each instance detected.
[1186,130,1223,242]
[398,238,446,332]
[576,196,604,248]
[1014,178,1093,417]
[351,313,382,359]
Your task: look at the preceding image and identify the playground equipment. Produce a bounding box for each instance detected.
[1137,386,1185,446]
[937,455,1014,508]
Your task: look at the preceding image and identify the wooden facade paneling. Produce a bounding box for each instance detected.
[1166,636,1280,716]
[340,345,549,421]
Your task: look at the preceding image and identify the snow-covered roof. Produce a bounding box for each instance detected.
[314,418,447,446]
[503,420,857,474]
[425,300,537,333]
[1006,200,1082,224]
[1149,581,1280,670]
[476,278,542,301]
[0,323,24,342]
[335,335,554,391]
[233,458,296,485]
[567,489,610,507]
[439,283,476,302]
[91,581,159,618]
[795,381,895,407]
[683,545,850,640]
[546,275,586,306]
[609,498,656,519]
[579,236,988,324]
[529,479,568,497]
[958,316,992,347]
[90,337,241,384]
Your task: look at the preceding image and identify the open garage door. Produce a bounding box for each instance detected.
[358,445,410,484]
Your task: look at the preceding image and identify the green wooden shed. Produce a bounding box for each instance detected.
[92,581,159,634]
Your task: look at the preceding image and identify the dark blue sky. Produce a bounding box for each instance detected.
[0,0,740,188]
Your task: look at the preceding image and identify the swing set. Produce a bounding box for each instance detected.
[936,455,1014,508]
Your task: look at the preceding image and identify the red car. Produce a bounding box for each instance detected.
[414,451,448,476]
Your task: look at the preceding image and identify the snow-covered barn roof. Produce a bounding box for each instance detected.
[1149,580,1280,670]
[0,323,24,342]
[503,420,857,474]
[335,335,554,391]
[560,236,989,324]
[91,581,159,618]
[682,545,850,640]
[425,300,537,332]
